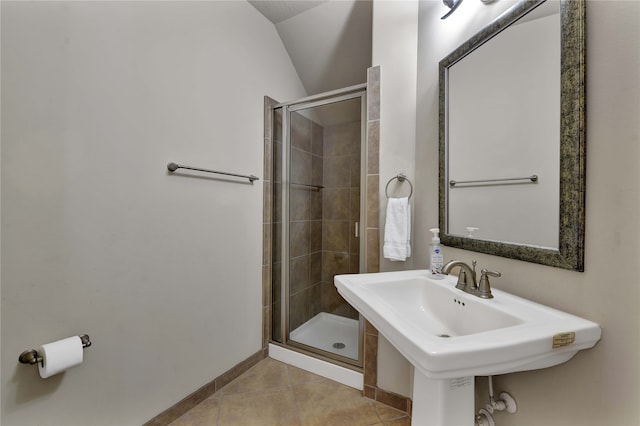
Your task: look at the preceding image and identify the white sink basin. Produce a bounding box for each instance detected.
[335,269,601,379]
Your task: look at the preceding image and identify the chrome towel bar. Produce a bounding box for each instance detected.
[167,162,259,183]
[292,182,324,191]
[449,174,538,188]
[19,334,92,366]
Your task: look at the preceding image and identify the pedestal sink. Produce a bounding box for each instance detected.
[335,270,601,425]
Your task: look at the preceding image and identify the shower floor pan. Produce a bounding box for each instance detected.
[290,312,359,361]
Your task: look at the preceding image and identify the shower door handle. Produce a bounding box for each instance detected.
[355,222,359,238]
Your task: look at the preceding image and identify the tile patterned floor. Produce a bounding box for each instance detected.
[169,357,411,426]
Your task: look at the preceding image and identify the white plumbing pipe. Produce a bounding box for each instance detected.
[497,392,518,414]
[475,408,495,426]
[485,376,500,413]
[478,376,518,422]
[489,375,495,398]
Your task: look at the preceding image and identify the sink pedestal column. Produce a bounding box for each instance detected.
[412,371,475,426]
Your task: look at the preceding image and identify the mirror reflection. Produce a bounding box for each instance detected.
[447,1,560,248]
[439,0,586,271]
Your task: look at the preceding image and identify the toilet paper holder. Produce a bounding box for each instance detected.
[18,334,92,365]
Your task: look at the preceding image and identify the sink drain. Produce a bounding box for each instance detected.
[333,342,346,349]
[438,334,451,338]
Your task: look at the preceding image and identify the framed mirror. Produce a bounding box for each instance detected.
[439,0,586,271]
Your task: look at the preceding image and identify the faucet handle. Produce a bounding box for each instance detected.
[477,269,501,299]
[455,270,467,291]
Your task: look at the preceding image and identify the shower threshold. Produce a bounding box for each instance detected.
[290,312,359,361]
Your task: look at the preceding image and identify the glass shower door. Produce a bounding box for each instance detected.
[273,91,365,366]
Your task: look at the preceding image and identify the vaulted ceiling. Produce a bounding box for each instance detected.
[248,1,328,24]
[249,0,373,97]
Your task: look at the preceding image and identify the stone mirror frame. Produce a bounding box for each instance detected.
[439,0,586,271]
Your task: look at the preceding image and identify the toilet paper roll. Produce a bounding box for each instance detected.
[38,336,84,379]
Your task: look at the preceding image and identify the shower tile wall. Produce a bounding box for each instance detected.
[271,107,282,343]
[321,121,360,320]
[289,112,324,331]
[273,109,361,336]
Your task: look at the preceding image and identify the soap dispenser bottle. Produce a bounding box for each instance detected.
[429,228,444,279]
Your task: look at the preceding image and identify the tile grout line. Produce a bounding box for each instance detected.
[367,398,384,425]
[216,360,265,426]
[285,364,304,426]
[215,391,221,426]
[216,380,226,426]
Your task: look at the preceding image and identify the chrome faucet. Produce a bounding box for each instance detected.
[477,269,501,299]
[441,260,501,299]
[441,260,477,293]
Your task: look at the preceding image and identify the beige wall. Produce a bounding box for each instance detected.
[372,0,419,398]
[374,0,419,276]
[0,2,305,425]
[412,0,640,424]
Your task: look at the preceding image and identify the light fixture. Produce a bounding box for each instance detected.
[441,0,463,19]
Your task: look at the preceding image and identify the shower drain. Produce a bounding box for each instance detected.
[332,342,346,349]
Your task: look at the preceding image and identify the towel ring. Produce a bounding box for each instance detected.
[385,174,413,200]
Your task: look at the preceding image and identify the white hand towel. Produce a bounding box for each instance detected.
[383,197,411,261]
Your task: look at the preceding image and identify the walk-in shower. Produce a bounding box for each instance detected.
[271,85,366,368]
